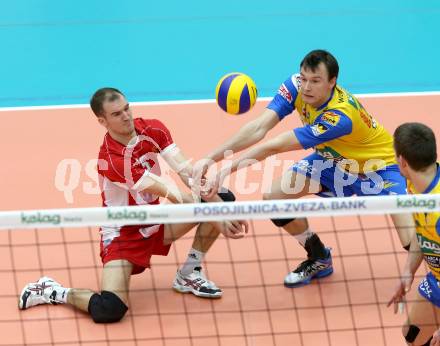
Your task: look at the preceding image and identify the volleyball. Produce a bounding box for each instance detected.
[215,73,257,115]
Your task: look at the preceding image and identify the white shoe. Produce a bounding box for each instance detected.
[173,267,222,298]
[284,248,333,287]
[18,276,64,310]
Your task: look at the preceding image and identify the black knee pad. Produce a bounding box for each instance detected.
[218,189,235,202]
[271,218,295,227]
[88,291,128,323]
[404,324,420,343]
[201,189,236,203]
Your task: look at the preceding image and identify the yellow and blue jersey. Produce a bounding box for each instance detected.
[408,165,440,282]
[267,74,396,174]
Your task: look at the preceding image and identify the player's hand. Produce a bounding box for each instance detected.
[193,160,209,179]
[192,159,213,188]
[204,170,228,199]
[190,159,215,197]
[213,220,249,239]
[431,328,440,346]
[386,272,413,314]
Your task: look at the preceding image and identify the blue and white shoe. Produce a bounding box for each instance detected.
[284,249,333,287]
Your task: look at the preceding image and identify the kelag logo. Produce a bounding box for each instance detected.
[396,197,436,210]
[107,209,148,221]
[21,212,61,225]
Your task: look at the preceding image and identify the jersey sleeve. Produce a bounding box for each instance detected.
[267,74,301,120]
[140,118,175,152]
[293,109,353,149]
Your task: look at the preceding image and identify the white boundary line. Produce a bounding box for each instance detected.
[0,91,439,112]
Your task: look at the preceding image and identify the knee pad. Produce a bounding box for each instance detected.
[404,324,420,343]
[218,189,235,202]
[201,189,236,203]
[88,291,128,323]
[271,218,295,227]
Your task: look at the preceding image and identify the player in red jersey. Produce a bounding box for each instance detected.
[18,88,247,323]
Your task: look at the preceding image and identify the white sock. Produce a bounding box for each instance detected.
[294,229,315,247]
[180,248,205,276]
[52,286,71,303]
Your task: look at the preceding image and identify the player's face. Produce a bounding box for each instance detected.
[99,96,135,136]
[300,62,336,108]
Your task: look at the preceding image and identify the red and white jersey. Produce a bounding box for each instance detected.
[97,118,175,241]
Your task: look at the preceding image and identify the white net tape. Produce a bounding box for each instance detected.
[1,193,438,230]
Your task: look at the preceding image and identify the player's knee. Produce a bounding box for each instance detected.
[270,218,295,227]
[263,188,293,201]
[403,324,420,344]
[201,189,235,203]
[217,189,235,202]
[263,191,276,201]
[88,291,128,323]
[264,191,296,227]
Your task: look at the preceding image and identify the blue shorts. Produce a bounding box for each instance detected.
[291,152,407,197]
[418,272,440,307]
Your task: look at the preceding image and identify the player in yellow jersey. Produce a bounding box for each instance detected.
[196,49,414,287]
[388,123,440,346]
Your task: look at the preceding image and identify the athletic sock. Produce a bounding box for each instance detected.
[294,228,315,247]
[180,248,205,276]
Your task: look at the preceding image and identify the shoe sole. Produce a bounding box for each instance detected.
[284,267,334,288]
[172,285,223,299]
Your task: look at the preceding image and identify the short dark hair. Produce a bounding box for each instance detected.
[90,87,125,117]
[394,122,437,171]
[300,50,339,81]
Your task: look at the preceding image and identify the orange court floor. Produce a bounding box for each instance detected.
[0,95,439,346]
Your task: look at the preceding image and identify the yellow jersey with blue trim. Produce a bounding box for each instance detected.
[407,165,440,281]
[267,74,396,173]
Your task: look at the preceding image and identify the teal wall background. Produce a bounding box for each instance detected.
[1,0,439,107]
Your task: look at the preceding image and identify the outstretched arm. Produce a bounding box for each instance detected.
[161,144,226,201]
[205,130,303,198]
[228,130,303,174]
[205,108,280,164]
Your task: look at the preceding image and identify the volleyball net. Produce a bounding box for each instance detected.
[2,194,436,346]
